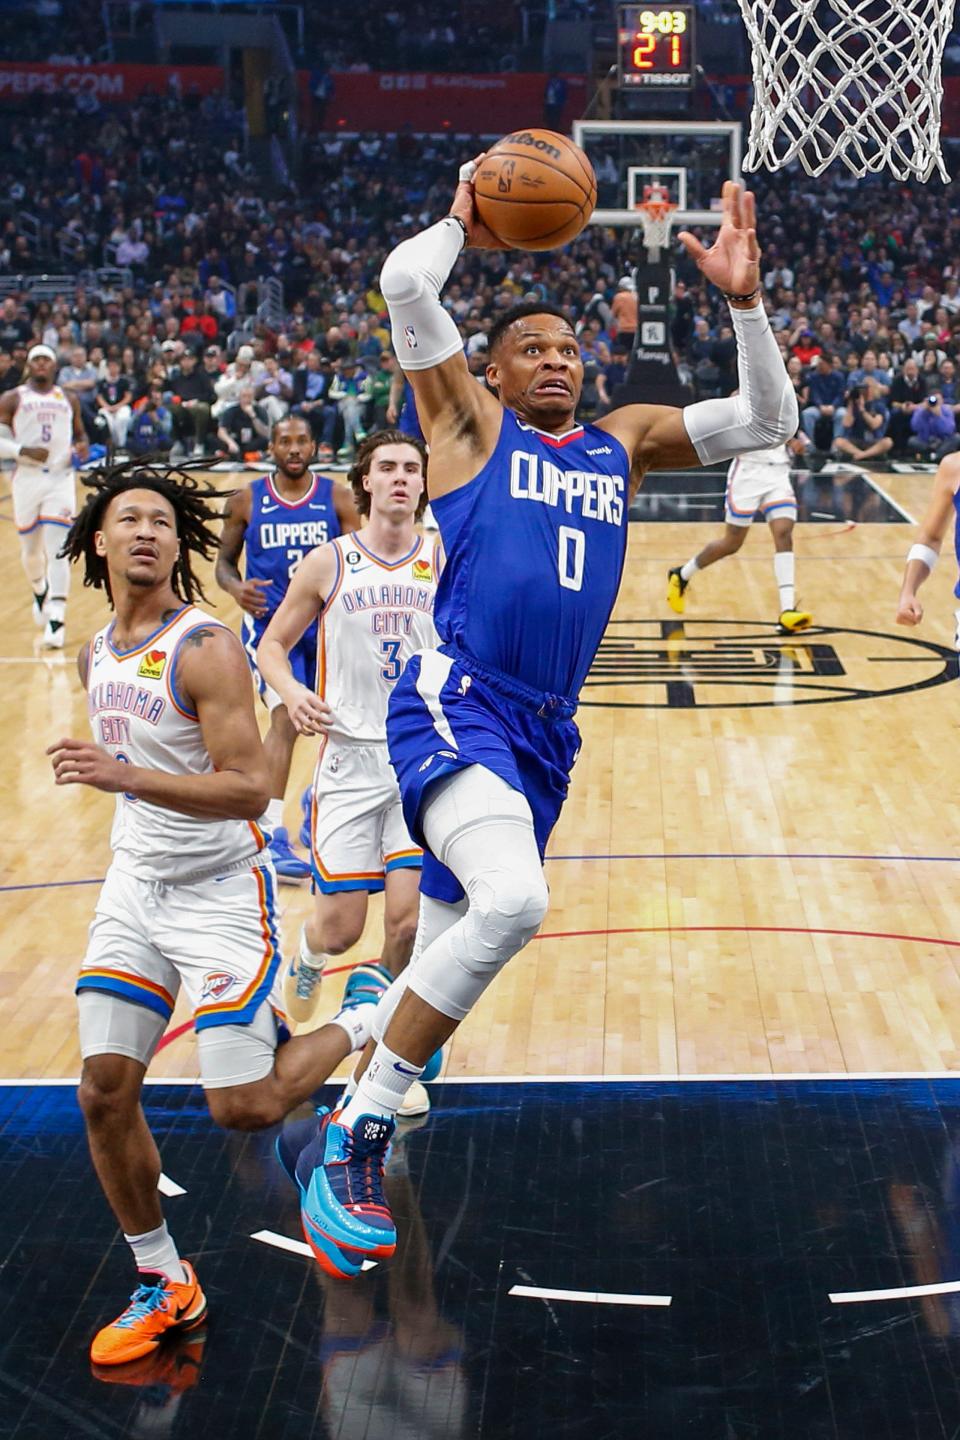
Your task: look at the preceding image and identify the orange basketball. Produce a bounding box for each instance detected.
[474,129,597,251]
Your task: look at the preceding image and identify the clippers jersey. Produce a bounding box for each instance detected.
[430,408,630,701]
[241,471,343,645]
[320,532,441,742]
[12,382,74,476]
[87,605,266,883]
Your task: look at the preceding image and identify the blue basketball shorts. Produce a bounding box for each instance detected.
[386,645,581,904]
[243,614,319,710]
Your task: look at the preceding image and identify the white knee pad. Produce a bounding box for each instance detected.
[409,766,549,1021]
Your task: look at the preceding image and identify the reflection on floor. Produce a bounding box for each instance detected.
[4,1079,960,1439]
[629,466,908,524]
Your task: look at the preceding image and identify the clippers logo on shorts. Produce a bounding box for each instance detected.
[412,558,433,583]
[136,649,167,681]
[200,970,237,1002]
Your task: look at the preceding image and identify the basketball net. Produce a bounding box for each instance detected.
[737,0,954,180]
[635,183,678,262]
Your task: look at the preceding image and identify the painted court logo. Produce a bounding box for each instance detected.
[582,619,959,710]
[200,971,236,1002]
[136,649,167,681]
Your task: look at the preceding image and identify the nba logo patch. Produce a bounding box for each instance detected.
[137,649,166,680]
[403,324,418,350]
[200,970,236,1002]
[412,559,432,582]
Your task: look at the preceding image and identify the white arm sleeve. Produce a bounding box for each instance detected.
[0,425,20,461]
[682,301,799,464]
[379,217,466,372]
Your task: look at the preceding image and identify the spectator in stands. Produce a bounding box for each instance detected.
[329,358,366,460]
[214,343,259,416]
[363,351,396,432]
[255,355,293,422]
[217,384,270,458]
[610,278,637,353]
[832,379,893,464]
[909,391,957,459]
[128,384,173,458]
[0,350,20,394]
[292,350,338,460]
[59,344,100,433]
[95,358,133,450]
[802,353,846,448]
[888,357,926,453]
[169,349,216,459]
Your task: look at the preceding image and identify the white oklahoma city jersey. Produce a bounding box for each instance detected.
[320,532,441,742]
[87,604,265,883]
[13,382,74,474]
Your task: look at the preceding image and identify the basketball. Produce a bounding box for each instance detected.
[474,129,597,251]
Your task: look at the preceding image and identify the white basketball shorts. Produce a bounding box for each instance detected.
[725,458,797,527]
[307,739,422,894]
[12,465,76,536]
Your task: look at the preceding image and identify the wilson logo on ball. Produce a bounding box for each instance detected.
[474,129,596,251]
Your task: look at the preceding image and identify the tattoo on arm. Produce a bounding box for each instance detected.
[182,627,217,649]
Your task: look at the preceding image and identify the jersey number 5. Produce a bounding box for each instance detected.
[558,526,585,592]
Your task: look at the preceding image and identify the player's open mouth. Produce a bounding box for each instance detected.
[130,546,158,559]
[535,381,572,397]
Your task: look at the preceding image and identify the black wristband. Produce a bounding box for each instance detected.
[723,287,761,304]
[447,215,468,247]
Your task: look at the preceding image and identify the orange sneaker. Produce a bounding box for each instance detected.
[91,1326,208,1389]
[90,1262,207,1365]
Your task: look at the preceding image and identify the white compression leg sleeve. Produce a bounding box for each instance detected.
[379,216,467,373]
[18,527,46,592]
[42,524,70,621]
[682,301,799,463]
[371,893,467,1045]
[399,766,550,1023]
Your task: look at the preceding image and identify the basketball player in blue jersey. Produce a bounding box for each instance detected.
[279,163,798,1277]
[216,415,358,879]
[895,451,960,631]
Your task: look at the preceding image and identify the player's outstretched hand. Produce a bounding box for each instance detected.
[677,181,761,300]
[235,576,272,617]
[449,154,504,250]
[47,738,130,793]
[896,594,924,626]
[284,684,335,737]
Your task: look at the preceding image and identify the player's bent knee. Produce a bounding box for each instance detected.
[466,867,550,960]
[205,1080,283,1132]
[78,1054,143,1126]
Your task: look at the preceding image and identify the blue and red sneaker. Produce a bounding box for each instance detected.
[276,1108,396,1278]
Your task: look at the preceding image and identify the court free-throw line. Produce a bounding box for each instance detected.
[510,1284,671,1307]
[830,1279,960,1304]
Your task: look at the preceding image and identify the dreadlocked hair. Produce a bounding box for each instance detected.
[59,456,231,606]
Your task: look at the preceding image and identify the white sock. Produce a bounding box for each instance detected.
[680,556,700,582]
[298,925,328,974]
[339,1038,424,1128]
[329,1001,376,1051]
[124,1220,187,1284]
[263,797,284,833]
[774,551,795,611]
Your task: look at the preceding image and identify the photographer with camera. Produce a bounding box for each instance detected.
[909,388,957,460]
[833,377,894,464]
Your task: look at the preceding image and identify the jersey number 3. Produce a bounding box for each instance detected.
[379,639,403,681]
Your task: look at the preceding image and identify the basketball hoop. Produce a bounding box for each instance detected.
[636,183,678,261]
[737,0,954,181]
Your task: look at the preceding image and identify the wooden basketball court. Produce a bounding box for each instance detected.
[2,464,957,1085]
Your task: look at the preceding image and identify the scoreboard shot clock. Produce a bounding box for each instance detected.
[617,5,696,88]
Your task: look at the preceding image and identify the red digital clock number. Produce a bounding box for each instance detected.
[618,5,694,86]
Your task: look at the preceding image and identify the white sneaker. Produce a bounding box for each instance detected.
[42,618,65,649]
[397,1080,431,1119]
[192,443,206,458]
